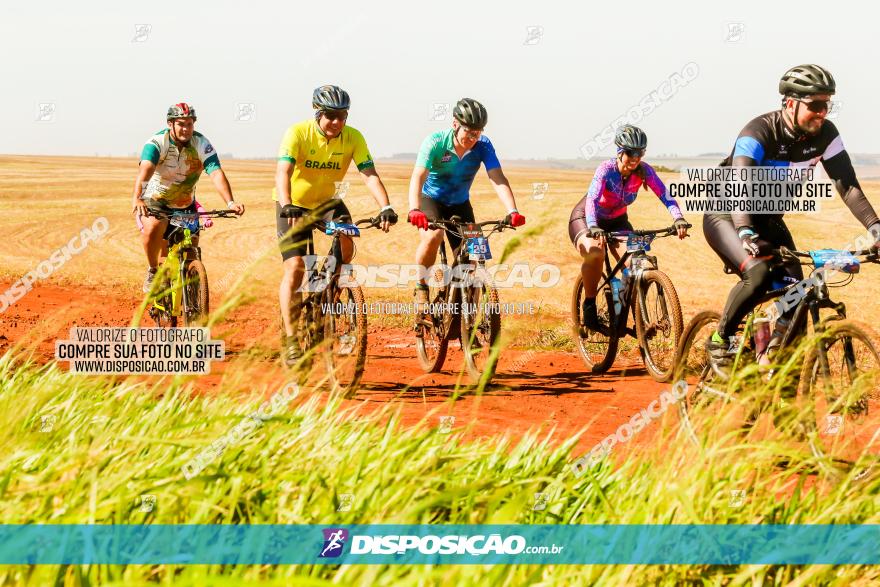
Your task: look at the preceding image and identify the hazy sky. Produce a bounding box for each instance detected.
[2,0,875,160]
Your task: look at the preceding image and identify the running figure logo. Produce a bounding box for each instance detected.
[319,528,349,558]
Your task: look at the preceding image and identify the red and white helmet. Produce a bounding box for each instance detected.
[167,102,197,121]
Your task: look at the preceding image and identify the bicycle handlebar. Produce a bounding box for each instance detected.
[308,216,385,234]
[426,216,512,236]
[607,223,692,238]
[773,246,880,263]
[146,209,239,219]
[354,217,383,228]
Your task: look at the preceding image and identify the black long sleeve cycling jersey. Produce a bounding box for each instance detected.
[718,109,879,232]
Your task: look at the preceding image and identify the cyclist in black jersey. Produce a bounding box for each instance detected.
[704,64,880,370]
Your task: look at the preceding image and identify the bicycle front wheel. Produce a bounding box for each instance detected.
[183,260,209,326]
[634,270,684,382]
[571,275,618,373]
[149,272,177,328]
[796,319,880,471]
[415,267,449,373]
[674,310,734,447]
[460,282,501,384]
[323,283,368,398]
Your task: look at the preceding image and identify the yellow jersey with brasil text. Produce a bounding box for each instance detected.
[272,119,375,208]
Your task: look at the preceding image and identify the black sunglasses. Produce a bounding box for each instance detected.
[622,148,645,158]
[322,110,348,121]
[796,98,832,114]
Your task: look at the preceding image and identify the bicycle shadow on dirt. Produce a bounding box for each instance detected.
[490,364,654,395]
[353,363,655,401]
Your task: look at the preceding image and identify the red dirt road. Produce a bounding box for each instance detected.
[0,282,671,457]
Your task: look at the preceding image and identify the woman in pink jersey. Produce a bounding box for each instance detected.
[568,125,689,330]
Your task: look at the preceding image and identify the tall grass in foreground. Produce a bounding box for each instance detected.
[1,348,879,586]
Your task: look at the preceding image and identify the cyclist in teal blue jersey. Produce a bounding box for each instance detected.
[407,98,525,309]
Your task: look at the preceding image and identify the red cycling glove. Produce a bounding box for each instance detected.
[408,209,429,230]
[506,211,526,227]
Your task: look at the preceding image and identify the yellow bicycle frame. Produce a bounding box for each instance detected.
[150,227,195,318]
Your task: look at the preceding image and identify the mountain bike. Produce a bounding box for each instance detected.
[145,209,238,327]
[571,224,689,382]
[280,214,382,398]
[414,216,514,384]
[674,246,880,471]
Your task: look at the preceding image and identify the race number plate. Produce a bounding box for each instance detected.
[325,222,361,237]
[626,233,654,252]
[461,223,482,239]
[809,249,860,274]
[170,214,200,232]
[467,237,492,260]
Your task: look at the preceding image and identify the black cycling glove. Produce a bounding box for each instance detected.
[379,206,398,224]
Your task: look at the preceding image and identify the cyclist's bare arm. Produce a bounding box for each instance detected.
[132,160,156,215]
[408,165,429,212]
[275,159,295,227]
[487,167,518,213]
[359,166,393,232]
[208,168,244,215]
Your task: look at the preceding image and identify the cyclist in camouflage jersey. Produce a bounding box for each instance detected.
[132,103,245,292]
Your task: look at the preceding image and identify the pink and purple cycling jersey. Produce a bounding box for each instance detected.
[578,159,683,226]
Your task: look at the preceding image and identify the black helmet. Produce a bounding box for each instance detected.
[312,85,351,111]
[453,98,488,130]
[779,64,836,97]
[167,102,197,121]
[614,125,648,150]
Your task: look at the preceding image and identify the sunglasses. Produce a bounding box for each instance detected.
[622,148,645,158]
[796,98,833,114]
[322,110,348,121]
[457,125,482,139]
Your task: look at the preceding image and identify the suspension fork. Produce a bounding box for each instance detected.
[162,242,184,316]
[632,268,656,329]
[802,297,836,382]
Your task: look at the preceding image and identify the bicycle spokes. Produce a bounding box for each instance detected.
[460,284,501,382]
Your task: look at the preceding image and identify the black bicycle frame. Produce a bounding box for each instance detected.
[598,236,664,336]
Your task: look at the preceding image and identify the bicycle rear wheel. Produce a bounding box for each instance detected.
[460,280,501,383]
[323,283,368,398]
[635,270,684,382]
[571,275,618,373]
[796,319,880,471]
[183,260,209,326]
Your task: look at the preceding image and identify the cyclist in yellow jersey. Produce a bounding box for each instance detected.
[275,85,398,366]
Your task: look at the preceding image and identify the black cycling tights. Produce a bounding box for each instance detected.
[703,214,803,338]
[717,263,771,338]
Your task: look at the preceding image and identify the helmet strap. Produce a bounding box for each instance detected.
[168,120,182,145]
[783,97,806,138]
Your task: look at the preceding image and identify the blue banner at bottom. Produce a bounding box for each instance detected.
[1,525,879,565]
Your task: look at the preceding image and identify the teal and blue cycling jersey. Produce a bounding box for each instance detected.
[415,128,501,205]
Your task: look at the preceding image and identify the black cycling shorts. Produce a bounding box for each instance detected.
[419,194,476,253]
[276,200,351,261]
[568,211,633,245]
